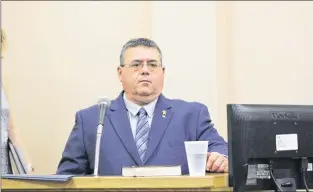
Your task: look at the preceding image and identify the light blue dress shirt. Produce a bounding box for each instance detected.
[123,93,158,139]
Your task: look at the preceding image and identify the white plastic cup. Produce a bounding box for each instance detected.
[184,141,209,176]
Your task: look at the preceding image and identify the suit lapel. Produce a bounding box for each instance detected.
[108,93,143,166]
[143,95,173,164]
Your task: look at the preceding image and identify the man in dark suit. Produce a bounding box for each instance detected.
[56,38,228,175]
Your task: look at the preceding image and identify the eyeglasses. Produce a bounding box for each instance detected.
[123,61,162,71]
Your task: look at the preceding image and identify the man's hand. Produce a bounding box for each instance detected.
[206,152,228,172]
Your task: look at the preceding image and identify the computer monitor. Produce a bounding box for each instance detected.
[227,104,313,192]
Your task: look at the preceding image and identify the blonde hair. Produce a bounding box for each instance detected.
[1,29,6,53]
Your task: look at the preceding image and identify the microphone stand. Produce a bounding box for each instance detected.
[93,98,109,176]
[93,123,104,176]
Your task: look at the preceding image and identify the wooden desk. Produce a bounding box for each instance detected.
[1,173,232,192]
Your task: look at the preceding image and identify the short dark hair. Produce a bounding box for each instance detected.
[119,38,162,67]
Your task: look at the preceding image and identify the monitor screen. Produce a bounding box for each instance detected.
[227,104,313,192]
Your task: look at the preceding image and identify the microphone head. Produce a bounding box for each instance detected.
[98,97,111,107]
[97,97,111,125]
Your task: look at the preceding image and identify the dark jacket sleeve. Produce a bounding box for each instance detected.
[196,105,228,156]
[56,111,91,175]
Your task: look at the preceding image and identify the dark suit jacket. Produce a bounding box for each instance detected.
[56,92,228,175]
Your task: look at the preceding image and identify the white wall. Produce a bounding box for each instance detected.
[2,1,313,174]
[230,1,313,104]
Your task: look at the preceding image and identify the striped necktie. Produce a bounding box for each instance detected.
[135,108,150,161]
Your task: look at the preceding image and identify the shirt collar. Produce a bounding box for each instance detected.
[123,93,158,118]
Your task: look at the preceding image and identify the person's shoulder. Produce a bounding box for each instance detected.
[75,104,98,117]
[165,96,207,111]
[74,93,121,117]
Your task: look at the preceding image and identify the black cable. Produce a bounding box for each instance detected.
[302,171,310,192]
[301,158,310,192]
[270,169,284,192]
[269,161,284,192]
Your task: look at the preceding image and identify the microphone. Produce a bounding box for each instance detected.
[93,97,111,176]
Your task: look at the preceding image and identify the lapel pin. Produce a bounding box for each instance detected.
[162,110,167,118]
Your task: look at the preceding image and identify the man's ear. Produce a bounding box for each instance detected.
[117,66,123,82]
[162,67,165,74]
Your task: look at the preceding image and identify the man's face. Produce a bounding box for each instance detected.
[117,46,164,104]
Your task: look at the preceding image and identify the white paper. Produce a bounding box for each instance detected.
[275,134,298,151]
